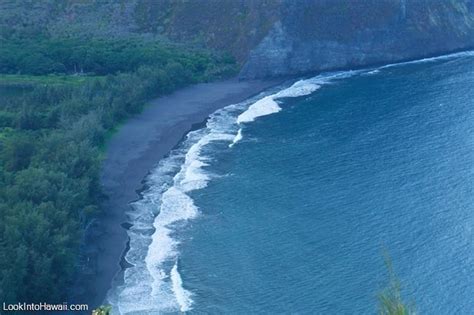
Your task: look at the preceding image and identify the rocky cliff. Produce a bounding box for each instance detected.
[2,0,474,78]
[240,0,474,78]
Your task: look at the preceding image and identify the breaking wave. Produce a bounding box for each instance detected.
[104,51,474,313]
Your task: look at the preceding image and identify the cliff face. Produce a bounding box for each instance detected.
[240,0,474,78]
[1,0,474,78]
[138,0,282,63]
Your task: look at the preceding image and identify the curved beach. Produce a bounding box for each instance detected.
[76,78,279,308]
[108,53,474,314]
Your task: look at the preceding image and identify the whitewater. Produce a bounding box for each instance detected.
[106,50,473,314]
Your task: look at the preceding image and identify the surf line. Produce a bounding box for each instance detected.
[230,79,322,147]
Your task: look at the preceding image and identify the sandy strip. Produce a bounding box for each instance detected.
[72,78,280,309]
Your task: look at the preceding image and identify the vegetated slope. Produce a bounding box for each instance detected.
[0,0,280,63]
[1,0,473,78]
[0,34,235,303]
[1,0,473,305]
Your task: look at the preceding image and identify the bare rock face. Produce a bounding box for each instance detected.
[240,0,474,78]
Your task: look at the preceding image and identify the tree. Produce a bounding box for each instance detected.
[1,133,35,171]
[378,254,415,315]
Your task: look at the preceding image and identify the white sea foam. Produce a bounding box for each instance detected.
[236,80,322,124]
[171,261,193,312]
[107,51,474,314]
[236,96,281,123]
[380,50,474,70]
[107,104,243,314]
[234,51,474,133]
[231,74,356,146]
[142,133,219,312]
[117,71,349,312]
[366,69,380,75]
[229,128,243,147]
[107,67,387,314]
[274,80,321,98]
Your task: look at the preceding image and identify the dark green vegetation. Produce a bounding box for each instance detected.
[378,255,415,315]
[0,74,102,86]
[92,305,112,315]
[0,37,235,76]
[0,35,236,303]
[0,0,281,64]
[2,0,473,72]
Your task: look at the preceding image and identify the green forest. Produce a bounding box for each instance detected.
[0,37,235,76]
[0,35,236,303]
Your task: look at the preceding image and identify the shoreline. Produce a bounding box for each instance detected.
[71,50,474,310]
[74,77,281,308]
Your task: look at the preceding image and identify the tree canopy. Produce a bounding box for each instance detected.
[0,35,236,303]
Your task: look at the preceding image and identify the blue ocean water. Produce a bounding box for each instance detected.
[108,52,474,314]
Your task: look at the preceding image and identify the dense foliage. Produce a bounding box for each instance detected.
[0,37,236,76]
[0,37,236,303]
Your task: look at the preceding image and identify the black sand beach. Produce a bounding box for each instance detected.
[76,78,279,308]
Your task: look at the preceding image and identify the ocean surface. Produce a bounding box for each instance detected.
[107,52,474,314]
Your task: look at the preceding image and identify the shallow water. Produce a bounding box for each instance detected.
[109,52,474,314]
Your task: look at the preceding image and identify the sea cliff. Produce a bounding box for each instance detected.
[240,0,474,78]
[2,0,473,78]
